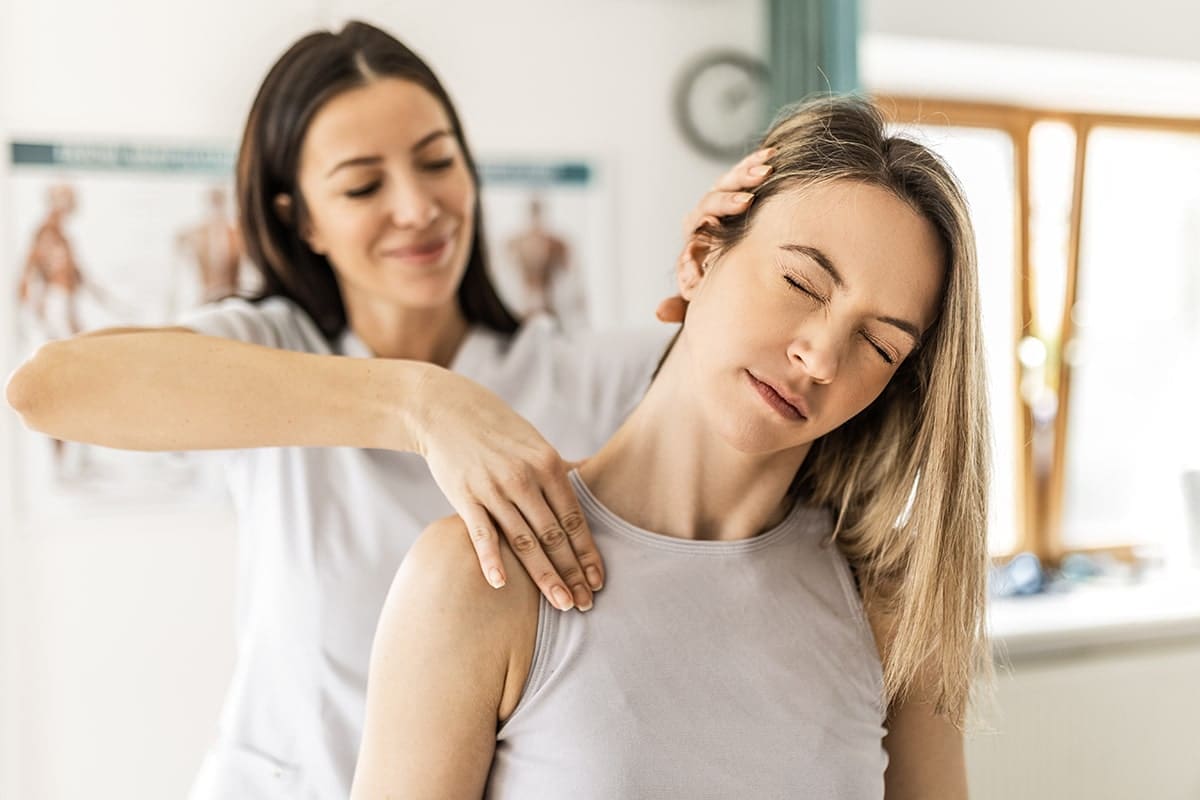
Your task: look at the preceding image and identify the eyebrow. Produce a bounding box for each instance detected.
[779,243,924,345]
[325,129,454,177]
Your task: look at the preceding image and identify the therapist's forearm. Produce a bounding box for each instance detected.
[5,330,430,453]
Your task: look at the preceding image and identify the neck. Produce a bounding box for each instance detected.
[343,294,469,365]
[579,351,812,542]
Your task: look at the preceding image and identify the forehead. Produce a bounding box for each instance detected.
[301,78,452,165]
[747,180,946,327]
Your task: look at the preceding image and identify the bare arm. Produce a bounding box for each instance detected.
[351,517,539,799]
[5,324,605,612]
[5,328,428,452]
[883,699,968,800]
[866,600,970,799]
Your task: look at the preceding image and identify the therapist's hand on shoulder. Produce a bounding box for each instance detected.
[411,150,773,615]
[656,147,775,324]
[414,370,600,613]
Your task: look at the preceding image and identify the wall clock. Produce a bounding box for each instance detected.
[673,50,770,161]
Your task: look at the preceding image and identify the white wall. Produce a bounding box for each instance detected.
[865,0,1200,63]
[968,641,1200,800]
[0,2,763,798]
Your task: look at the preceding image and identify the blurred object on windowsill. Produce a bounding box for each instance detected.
[989,544,1173,600]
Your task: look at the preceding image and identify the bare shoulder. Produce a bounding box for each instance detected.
[394,515,538,612]
[354,518,542,798]
[388,520,540,662]
[382,516,542,712]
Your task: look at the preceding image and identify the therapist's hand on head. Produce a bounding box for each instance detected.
[657,147,774,323]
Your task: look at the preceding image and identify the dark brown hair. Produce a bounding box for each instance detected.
[237,20,518,338]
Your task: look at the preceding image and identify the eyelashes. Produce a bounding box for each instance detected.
[345,182,381,198]
[867,337,896,365]
[781,271,897,365]
[343,158,458,199]
[783,273,828,305]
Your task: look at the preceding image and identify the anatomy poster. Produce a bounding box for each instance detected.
[6,140,249,514]
[479,160,615,331]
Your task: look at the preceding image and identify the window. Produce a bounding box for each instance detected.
[878,98,1200,564]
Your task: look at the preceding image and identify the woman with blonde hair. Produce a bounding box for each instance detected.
[353,94,991,799]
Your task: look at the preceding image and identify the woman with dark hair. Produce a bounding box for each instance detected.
[5,20,767,800]
[354,95,991,798]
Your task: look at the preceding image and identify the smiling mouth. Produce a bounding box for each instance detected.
[746,371,807,421]
[383,236,451,264]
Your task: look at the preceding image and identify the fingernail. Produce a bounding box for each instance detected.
[551,586,574,611]
[488,568,505,589]
[735,192,754,204]
[761,147,778,158]
[750,164,771,177]
[586,567,603,590]
[573,586,593,612]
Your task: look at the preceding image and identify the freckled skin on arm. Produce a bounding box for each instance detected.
[350,516,540,799]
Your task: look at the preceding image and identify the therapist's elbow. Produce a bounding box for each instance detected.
[6,340,70,434]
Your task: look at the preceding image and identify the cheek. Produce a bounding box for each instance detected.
[823,372,895,433]
[308,199,379,254]
[442,170,476,222]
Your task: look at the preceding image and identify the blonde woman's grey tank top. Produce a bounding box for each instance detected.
[485,471,889,799]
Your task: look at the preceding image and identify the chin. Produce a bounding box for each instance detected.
[712,415,794,455]
[386,273,463,307]
[395,290,459,311]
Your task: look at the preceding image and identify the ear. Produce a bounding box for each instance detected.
[275,193,326,255]
[678,236,717,301]
[273,193,294,225]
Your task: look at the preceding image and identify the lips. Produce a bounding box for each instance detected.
[747,370,810,421]
[382,235,451,262]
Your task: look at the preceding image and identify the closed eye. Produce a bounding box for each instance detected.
[862,334,897,365]
[421,157,455,172]
[783,273,828,305]
[346,181,381,198]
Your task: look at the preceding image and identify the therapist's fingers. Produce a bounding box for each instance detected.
[460,501,508,590]
[490,498,579,612]
[542,472,605,593]
[679,147,775,237]
[680,194,754,240]
[510,482,594,612]
[712,147,776,193]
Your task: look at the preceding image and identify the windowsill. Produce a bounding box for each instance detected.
[989,568,1200,661]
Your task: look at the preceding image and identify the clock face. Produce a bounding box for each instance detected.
[674,51,770,161]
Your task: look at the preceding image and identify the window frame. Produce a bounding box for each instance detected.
[873,95,1200,564]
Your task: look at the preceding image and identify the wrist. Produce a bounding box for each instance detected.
[384,359,443,456]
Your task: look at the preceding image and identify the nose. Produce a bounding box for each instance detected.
[387,177,440,229]
[787,326,842,385]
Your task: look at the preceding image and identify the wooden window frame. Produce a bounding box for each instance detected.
[873,95,1200,565]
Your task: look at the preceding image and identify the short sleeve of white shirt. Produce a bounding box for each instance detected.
[175,296,330,354]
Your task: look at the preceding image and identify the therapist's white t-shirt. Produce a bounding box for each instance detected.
[179,296,673,800]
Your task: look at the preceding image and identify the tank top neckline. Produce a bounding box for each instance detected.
[567,469,818,555]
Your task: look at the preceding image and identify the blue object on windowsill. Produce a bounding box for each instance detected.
[990,551,1120,598]
[989,552,1045,597]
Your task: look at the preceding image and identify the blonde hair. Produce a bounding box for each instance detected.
[701,95,991,726]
